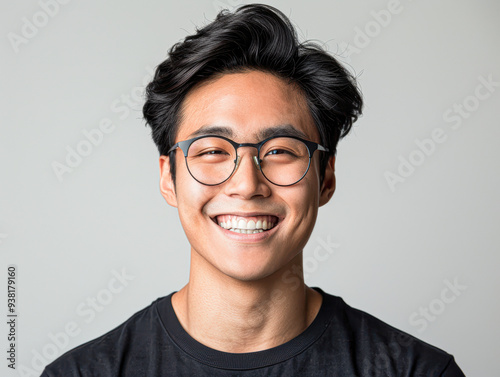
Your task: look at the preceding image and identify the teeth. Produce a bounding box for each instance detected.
[227,229,264,234]
[215,214,278,233]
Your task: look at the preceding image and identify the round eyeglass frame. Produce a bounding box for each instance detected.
[167,134,329,187]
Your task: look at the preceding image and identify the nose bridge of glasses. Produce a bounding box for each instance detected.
[233,143,261,172]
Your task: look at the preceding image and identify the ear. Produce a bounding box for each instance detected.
[319,156,336,207]
[159,155,178,208]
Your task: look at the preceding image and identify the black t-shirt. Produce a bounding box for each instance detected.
[41,287,465,376]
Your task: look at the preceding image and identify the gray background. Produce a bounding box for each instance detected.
[2,0,499,375]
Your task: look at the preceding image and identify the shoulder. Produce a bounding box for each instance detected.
[315,288,465,376]
[41,294,172,377]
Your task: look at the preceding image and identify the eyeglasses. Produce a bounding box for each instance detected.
[167,135,329,186]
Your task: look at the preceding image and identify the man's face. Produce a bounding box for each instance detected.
[160,70,335,282]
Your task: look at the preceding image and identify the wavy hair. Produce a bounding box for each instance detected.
[143,3,363,184]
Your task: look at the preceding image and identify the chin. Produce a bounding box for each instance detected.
[217,258,280,283]
[221,260,292,282]
[224,271,275,283]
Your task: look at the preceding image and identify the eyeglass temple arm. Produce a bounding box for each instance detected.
[167,140,191,156]
[167,143,178,154]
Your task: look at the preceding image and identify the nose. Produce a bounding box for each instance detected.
[223,147,271,199]
[234,154,261,172]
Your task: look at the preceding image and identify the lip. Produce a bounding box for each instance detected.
[210,211,283,219]
[209,212,283,242]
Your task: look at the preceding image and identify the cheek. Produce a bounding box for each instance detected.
[286,177,321,237]
[175,167,208,220]
[177,182,209,218]
[175,186,213,251]
[309,155,323,186]
[174,168,222,234]
[281,184,319,224]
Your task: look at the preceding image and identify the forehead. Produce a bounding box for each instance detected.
[176,70,319,142]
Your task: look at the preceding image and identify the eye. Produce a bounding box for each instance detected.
[203,149,227,155]
[265,148,297,156]
[193,148,232,158]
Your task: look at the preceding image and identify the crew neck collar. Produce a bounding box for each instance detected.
[156,287,334,370]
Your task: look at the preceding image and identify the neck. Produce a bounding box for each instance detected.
[171,250,322,353]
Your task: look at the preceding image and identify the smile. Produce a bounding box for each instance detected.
[214,214,279,234]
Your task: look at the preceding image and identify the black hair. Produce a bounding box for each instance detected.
[143,3,363,185]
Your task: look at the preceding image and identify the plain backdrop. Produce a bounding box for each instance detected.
[1,0,499,376]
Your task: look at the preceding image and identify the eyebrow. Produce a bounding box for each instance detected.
[188,124,309,141]
[188,125,234,139]
[258,124,308,140]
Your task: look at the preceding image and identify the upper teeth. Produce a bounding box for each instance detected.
[216,215,277,233]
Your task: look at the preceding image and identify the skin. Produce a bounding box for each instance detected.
[159,70,336,353]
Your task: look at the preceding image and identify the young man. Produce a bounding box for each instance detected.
[42,4,465,376]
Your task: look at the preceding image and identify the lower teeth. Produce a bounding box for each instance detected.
[228,228,264,234]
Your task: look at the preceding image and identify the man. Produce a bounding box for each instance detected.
[42,4,464,376]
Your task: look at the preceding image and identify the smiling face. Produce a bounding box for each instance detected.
[159,70,336,282]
